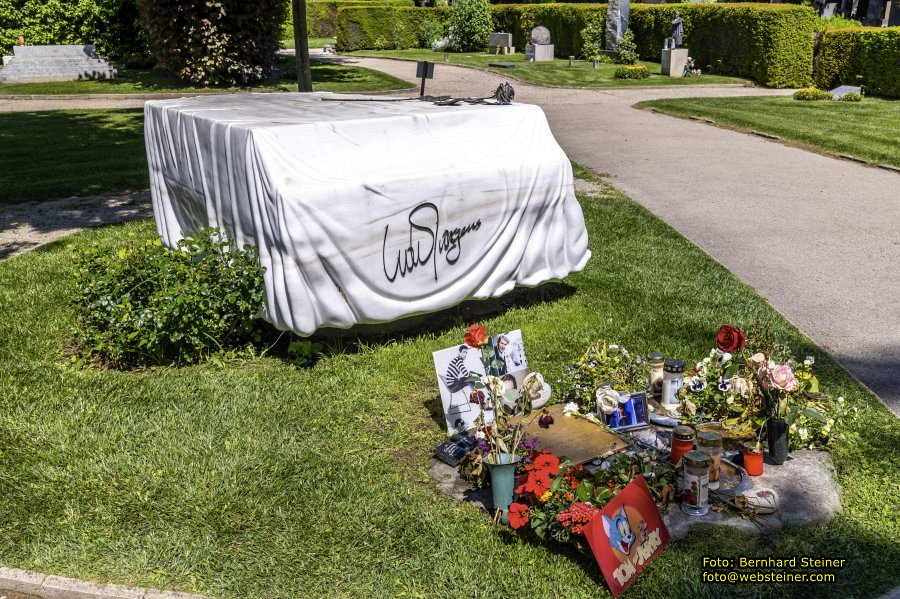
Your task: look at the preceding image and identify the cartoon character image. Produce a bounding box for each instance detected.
[602,506,636,556]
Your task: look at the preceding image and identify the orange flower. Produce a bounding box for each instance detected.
[464,324,488,348]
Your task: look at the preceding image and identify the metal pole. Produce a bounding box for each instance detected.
[292,0,312,92]
[420,76,426,97]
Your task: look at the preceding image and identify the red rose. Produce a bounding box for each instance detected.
[508,502,530,529]
[716,325,746,353]
[464,324,488,348]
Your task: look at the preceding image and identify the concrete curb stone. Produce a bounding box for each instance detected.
[0,567,211,599]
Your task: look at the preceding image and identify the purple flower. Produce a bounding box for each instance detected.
[477,439,489,456]
[717,378,731,392]
[538,413,555,429]
[521,437,539,452]
[469,389,486,406]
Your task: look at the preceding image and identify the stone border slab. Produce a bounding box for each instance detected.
[0,567,211,599]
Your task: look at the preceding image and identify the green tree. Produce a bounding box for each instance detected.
[448,0,491,52]
[614,29,638,65]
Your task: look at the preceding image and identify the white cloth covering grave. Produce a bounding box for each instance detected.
[144,92,590,335]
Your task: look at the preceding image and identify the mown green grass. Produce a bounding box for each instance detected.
[281,36,335,50]
[0,61,410,96]
[344,49,751,88]
[0,168,897,598]
[638,95,900,168]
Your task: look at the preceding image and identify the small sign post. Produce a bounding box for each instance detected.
[416,60,434,97]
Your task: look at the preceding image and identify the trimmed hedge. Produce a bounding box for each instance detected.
[337,6,449,50]
[629,3,816,87]
[337,3,815,87]
[492,4,603,58]
[284,0,412,40]
[814,27,900,97]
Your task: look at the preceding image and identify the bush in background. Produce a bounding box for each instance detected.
[71,228,265,368]
[628,3,817,88]
[613,29,637,64]
[793,87,832,100]
[492,3,602,58]
[336,6,448,51]
[814,27,900,98]
[140,0,285,85]
[418,19,445,49]
[448,0,492,52]
[580,9,605,60]
[0,0,150,64]
[838,91,862,102]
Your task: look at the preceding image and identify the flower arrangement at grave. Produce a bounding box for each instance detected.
[508,450,676,547]
[556,342,647,415]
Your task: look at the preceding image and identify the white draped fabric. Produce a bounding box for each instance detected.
[144,93,590,335]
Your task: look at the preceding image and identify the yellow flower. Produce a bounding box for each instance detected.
[540,490,552,502]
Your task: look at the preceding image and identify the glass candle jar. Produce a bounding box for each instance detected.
[681,450,711,516]
[697,431,723,490]
[661,359,685,409]
[648,353,665,400]
[670,424,695,465]
[743,441,764,476]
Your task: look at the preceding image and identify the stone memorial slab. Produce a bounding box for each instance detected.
[664,450,841,540]
[661,47,689,78]
[829,85,862,100]
[606,0,631,51]
[0,44,116,84]
[488,32,514,54]
[525,44,554,62]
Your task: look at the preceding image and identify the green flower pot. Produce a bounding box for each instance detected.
[766,418,789,465]
[485,452,521,525]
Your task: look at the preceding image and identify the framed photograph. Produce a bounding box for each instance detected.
[433,329,531,433]
[605,391,649,431]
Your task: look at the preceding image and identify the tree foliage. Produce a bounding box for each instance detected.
[448,0,491,52]
[139,0,286,86]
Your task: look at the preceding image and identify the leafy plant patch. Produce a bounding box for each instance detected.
[70,227,265,367]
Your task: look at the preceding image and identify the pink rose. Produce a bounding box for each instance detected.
[769,365,798,392]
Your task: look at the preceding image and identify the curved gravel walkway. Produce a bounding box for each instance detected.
[1,56,897,416]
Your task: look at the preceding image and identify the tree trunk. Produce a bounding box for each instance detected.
[292,0,312,92]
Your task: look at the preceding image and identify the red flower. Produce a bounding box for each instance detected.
[716,325,746,353]
[464,324,488,348]
[469,389,485,406]
[532,451,560,475]
[521,470,552,496]
[508,502,530,529]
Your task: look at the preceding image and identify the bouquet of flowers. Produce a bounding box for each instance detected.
[557,342,647,413]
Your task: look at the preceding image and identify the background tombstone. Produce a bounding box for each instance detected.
[525,26,554,62]
[605,0,630,51]
[0,45,116,83]
[489,32,515,55]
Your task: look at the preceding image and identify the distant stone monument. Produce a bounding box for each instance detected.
[525,26,554,62]
[0,45,117,84]
[606,0,631,51]
[661,11,688,78]
[489,32,515,55]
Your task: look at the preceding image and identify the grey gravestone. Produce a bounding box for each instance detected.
[525,26,554,62]
[830,85,862,99]
[488,32,514,55]
[606,0,631,51]
[821,2,839,16]
[0,44,116,83]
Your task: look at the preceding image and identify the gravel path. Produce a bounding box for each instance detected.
[1,56,897,415]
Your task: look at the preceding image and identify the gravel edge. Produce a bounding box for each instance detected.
[0,567,211,599]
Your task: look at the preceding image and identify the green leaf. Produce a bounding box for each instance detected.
[577,480,595,502]
[808,376,820,393]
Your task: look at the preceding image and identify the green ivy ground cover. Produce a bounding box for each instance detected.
[0,167,897,598]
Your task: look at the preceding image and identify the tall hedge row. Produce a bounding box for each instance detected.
[492,4,603,58]
[814,27,900,97]
[284,0,413,40]
[628,3,816,87]
[336,6,449,50]
[0,0,149,63]
[336,3,816,87]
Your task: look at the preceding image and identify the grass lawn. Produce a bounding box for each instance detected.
[638,96,900,168]
[0,167,897,598]
[0,61,411,96]
[281,36,335,50]
[344,49,751,88]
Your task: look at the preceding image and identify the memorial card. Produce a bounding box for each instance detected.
[583,477,670,597]
[433,329,530,434]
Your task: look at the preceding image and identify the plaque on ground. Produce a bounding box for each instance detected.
[0,44,117,84]
[829,85,862,100]
[515,404,629,464]
[488,62,516,69]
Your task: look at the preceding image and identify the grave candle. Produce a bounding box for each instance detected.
[661,359,685,409]
[681,451,711,516]
[670,424,695,465]
[697,431,723,490]
[648,353,665,400]
[743,441,764,476]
